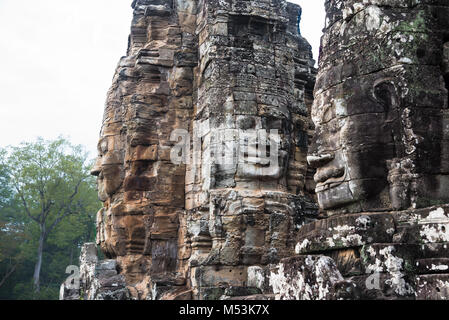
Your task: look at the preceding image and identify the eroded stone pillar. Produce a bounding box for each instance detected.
[71,0,317,301]
[267,0,449,300]
[185,0,317,300]
[90,0,198,300]
[310,0,449,215]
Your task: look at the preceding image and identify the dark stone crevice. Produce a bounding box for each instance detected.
[444,74,449,100]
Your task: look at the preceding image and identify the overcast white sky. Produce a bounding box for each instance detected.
[0,0,325,158]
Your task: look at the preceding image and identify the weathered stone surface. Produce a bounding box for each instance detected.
[269,255,359,300]
[416,274,449,300]
[310,0,449,216]
[60,243,129,300]
[295,213,395,253]
[227,294,275,300]
[271,0,449,301]
[67,0,316,301]
[183,0,317,299]
[259,0,449,301]
[393,205,449,244]
[59,282,80,301]
[416,258,449,274]
[87,0,200,299]
[65,0,449,300]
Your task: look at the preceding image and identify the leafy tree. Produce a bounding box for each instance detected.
[0,219,27,289]
[4,137,100,293]
[0,149,12,208]
[0,149,25,289]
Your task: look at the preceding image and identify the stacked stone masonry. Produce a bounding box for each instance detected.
[61,0,449,300]
[268,0,449,300]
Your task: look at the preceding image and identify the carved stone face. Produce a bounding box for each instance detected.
[310,2,449,215]
[309,74,402,213]
[310,63,449,214]
[207,190,297,266]
[91,135,124,202]
[211,112,292,190]
[236,128,288,183]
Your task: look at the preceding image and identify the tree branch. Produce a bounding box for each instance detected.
[15,187,40,224]
[0,263,17,288]
[46,178,84,236]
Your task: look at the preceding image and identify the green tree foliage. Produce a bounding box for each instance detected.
[0,137,100,299]
[0,150,26,290]
[0,149,12,208]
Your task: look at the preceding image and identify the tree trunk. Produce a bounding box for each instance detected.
[33,227,45,293]
[0,264,17,288]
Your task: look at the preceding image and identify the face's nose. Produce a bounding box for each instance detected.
[307,153,334,168]
[90,157,102,177]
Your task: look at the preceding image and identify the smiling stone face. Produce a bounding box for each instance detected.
[91,136,125,202]
[310,1,449,216]
[309,74,400,213]
[183,0,318,299]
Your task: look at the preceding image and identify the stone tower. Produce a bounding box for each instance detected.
[266,0,449,300]
[60,0,316,300]
[184,0,317,300]
[61,0,449,301]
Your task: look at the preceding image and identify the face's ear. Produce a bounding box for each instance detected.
[372,78,406,157]
[372,79,412,210]
[373,78,400,116]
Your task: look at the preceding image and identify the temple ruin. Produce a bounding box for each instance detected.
[61,0,449,300]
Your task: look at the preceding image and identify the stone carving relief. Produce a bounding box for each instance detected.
[73,0,317,300]
[62,0,449,301]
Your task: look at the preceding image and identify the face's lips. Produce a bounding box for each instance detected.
[316,179,346,192]
[314,165,347,193]
[307,152,348,193]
